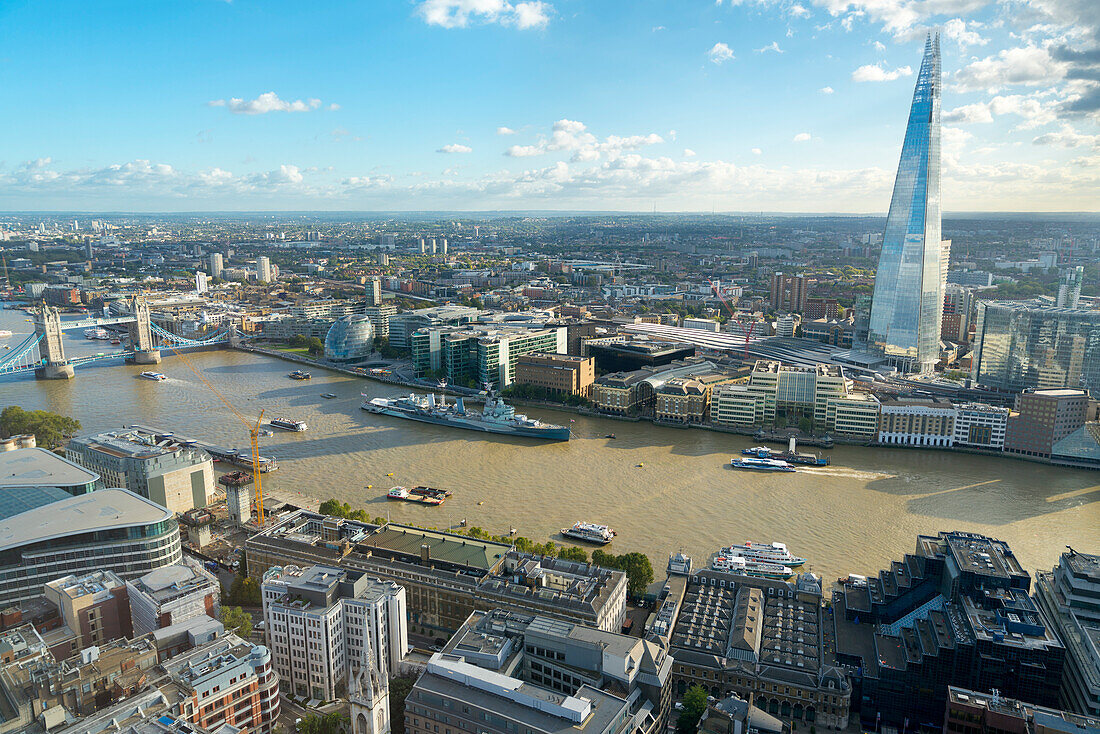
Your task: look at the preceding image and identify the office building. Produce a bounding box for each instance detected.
[945,686,1100,734]
[127,561,220,637]
[388,305,483,350]
[1058,267,1085,309]
[1003,389,1088,459]
[833,531,1065,730]
[325,314,376,363]
[364,303,397,340]
[408,608,672,734]
[802,318,855,348]
[43,570,134,651]
[514,353,595,397]
[770,274,808,314]
[1034,550,1100,716]
[367,276,383,306]
[655,376,718,424]
[67,430,215,514]
[261,564,407,701]
[971,301,1100,393]
[256,255,273,283]
[586,339,696,373]
[877,396,957,447]
[654,562,851,729]
[208,252,223,279]
[246,512,627,639]
[412,325,566,388]
[868,35,944,373]
[953,403,1010,450]
[684,317,722,332]
[159,633,280,734]
[0,447,100,496]
[0,488,182,605]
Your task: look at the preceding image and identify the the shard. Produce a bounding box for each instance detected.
[868,34,944,373]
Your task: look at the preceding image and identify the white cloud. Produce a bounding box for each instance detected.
[497,126,517,135]
[756,41,784,53]
[943,102,995,123]
[851,63,913,82]
[942,94,1058,128]
[873,40,886,51]
[503,119,664,161]
[789,3,811,17]
[328,103,341,111]
[1032,124,1100,148]
[207,92,326,115]
[437,143,473,153]
[684,148,697,157]
[943,17,988,48]
[820,85,835,93]
[751,147,763,155]
[793,132,812,142]
[416,0,552,29]
[708,42,736,64]
[954,46,1065,92]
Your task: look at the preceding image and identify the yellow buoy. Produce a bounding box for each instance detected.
[387,473,394,477]
[367,485,372,489]
[478,501,484,505]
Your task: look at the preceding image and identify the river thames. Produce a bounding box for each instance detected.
[1,306,1096,583]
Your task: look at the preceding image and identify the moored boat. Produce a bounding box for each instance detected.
[719,541,806,567]
[561,521,615,545]
[289,370,312,380]
[711,554,794,579]
[362,392,570,441]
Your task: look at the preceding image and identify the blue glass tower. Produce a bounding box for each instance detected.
[869,34,943,373]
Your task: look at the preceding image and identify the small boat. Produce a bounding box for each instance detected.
[561,521,616,545]
[387,486,444,505]
[270,417,308,432]
[387,486,409,500]
[139,371,167,381]
[0,330,12,339]
[730,457,796,472]
[289,370,312,380]
[321,393,337,399]
[605,433,616,439]
[410,486,452,499]
[258,428,274,437]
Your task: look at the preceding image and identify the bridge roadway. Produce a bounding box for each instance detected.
[58,315,138,330]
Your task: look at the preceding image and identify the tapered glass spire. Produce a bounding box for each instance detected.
[868,34,943,373]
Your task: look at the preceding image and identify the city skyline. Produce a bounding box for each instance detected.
[0,0,1097,213]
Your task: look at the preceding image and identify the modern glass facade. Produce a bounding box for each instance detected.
[971,300,1100,393]
[324,315,375,363]
[869,34,944,373]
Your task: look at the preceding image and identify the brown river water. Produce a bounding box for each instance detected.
[2,306,1096,583]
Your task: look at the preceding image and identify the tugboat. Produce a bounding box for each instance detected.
[139,371,167,381]
[560,522,616,545]
[289,370,312,380]
[269,417,308,432]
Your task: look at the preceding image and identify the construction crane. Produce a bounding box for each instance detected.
[710,279,756,360]
[160,340,269,527]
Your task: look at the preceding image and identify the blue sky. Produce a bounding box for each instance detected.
[0,0,1096,211]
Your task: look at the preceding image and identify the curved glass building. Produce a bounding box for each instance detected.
[324,315,375,363]
[868,34,945,374]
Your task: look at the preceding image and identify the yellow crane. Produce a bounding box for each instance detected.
[159,340,269,526]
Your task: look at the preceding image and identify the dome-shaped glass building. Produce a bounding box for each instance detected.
[324,315,375,363]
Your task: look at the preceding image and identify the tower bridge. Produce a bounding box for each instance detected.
[0,297,234,379]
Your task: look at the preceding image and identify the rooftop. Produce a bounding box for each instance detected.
[359,524,509,572]
[0,488,173,551]
[131,562,216,602]
[0,448,99,490]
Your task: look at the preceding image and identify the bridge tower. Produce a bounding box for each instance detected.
[33,306,75,380]
[127,296,161,365]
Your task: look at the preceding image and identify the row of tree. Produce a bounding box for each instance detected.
[0,406,81,449]
[288,334,325,355]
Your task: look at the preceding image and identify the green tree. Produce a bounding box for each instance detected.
[319,498,345,517]
[591,550,654,598]
[308,336,325,356]
[389,675,418,734]
[677,684,710,734]
[558,546,589,563]
[220,606,253,637]
[289,334,310,348]
[0,406,81,449]
[296,712,348,734]
[798,417,813,434]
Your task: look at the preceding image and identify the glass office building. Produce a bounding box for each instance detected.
[868,34,944,373]
[324,315,375,363]
[971,300,1100,393]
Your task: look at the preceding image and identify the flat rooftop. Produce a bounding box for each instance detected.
[132,563,214,601]
[359,524,509,572]
[0,488,172,551]
[0,448,99,489]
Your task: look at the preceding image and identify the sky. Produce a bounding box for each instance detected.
[0,0,1097,213]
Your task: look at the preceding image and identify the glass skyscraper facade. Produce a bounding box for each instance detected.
[971,300,1100,393]
[869,34,944,373]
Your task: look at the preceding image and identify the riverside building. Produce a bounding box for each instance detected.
[260,563,407,701]
[246,512,627,639]
[126,561,220,637]
[66,430,215,513]
[407,609,672,734]
[1003,389,1089,459]
[411,324,566,388]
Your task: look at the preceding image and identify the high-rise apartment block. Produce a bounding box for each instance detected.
[367,276,382,306]
[1057,267,1085,309]
[257,255,274,283]
[208,252,223,279]
[868,35,944,373]
[261,564,407,701]
[769,273,807,314]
